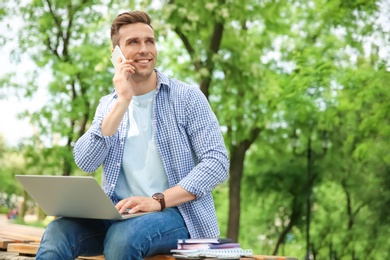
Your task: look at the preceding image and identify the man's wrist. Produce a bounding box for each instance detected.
[152,193,165,211]
[116,96,132,106]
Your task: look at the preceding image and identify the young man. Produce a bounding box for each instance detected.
[36,11,229,260]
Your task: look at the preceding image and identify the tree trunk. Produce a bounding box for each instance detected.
[227,144,245,242]
[273,196,302,255]
[20,190,28,221]
[63,140,72,176]
[227,127,262,241]
[305,135,313,260]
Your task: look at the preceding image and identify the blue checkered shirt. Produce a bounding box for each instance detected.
[73,70,229,238]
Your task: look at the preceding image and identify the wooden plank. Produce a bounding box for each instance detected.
[77,256,105,260]
[6,242,107,259]
[0,236,33,244]
[0,237,16,250]
[0,232,41,243]
[0,235,37,251]
[7,243,38,256]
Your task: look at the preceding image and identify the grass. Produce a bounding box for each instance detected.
[10,216,47,228]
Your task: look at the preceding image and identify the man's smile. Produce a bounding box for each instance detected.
[135,58,152,64]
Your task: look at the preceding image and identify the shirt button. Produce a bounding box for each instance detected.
[117,162,120,167]
[121,141,124,145]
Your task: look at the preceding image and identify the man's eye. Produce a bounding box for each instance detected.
[127,40,138,45]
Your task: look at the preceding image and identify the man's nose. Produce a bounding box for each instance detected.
[138,43,149,53]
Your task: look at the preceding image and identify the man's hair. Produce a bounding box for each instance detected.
[110,11,153,47]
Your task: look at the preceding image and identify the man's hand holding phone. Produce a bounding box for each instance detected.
[110,45,127,69]
[111,45,135,102]
[102,45,136,136]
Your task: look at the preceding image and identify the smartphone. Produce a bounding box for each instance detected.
[110,45,126,68]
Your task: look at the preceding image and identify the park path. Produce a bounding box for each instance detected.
[0,214,44,237]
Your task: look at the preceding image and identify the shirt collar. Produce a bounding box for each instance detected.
[111,68,169,98]
[155,69,170,91]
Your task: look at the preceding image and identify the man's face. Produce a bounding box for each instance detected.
[117,22,157,81]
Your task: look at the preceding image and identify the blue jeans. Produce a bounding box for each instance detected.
[36,207,189,260]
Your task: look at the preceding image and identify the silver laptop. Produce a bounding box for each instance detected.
[16,175,152,220]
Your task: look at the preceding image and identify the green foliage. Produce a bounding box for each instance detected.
[212,183,229,237]
[0,140,26,198]
[1,0,119,175]
[0,206,9,214]
[1,0,390,258]
[12,216,46,228]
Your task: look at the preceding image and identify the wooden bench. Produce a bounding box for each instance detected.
[0,220,171,259]
[1,235,298,260]
[2,240,172,259]
[2,239,298,259]
[3,241,298,260]
[0,218,297,260]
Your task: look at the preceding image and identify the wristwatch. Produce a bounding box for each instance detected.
[152,193,165,211]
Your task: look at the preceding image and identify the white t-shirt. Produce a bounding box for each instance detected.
[114,89,168,199]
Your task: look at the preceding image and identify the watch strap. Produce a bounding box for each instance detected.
[152,193,165,211]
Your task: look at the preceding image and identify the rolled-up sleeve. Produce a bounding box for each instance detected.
[73,95,118,172]
[177,87,229,199]
[153,75,230,238]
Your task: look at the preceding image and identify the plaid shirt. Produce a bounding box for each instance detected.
[73,70,229,238]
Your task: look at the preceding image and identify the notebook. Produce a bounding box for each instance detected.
[171,248,253,259]
[177,238,232,244]
[15,175,152,220]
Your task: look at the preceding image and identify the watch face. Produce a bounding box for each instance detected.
[153,193,164,200]
[152,193,165,211]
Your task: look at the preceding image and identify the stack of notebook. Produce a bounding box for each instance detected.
[171,238,253,259]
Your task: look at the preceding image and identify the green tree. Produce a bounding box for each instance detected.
[2,0,115,176]
[155,1,381,251]
[1,0,389,258]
